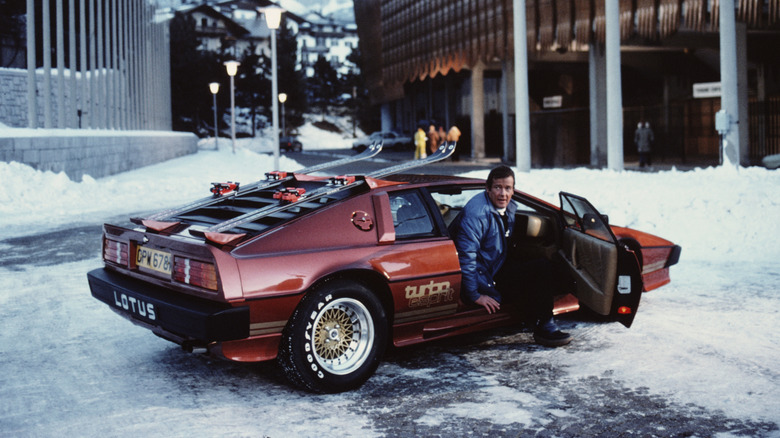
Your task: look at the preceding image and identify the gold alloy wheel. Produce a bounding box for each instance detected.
[311,297,374,375]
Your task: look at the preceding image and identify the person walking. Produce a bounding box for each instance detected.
[414,126,427,160]
[427,124,441,154]
[634,121,654,167]
[446,125,462,161]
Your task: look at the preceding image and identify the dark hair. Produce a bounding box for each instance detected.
[486,165,515,189]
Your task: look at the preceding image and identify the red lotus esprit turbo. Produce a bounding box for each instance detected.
[87,143,680,393]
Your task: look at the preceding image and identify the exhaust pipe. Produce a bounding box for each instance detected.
[182,341,208,355]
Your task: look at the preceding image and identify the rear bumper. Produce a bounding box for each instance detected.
[87,268,249,343]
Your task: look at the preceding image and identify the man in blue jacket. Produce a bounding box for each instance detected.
[449,165,572,347]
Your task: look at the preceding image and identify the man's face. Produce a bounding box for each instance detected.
[487,176,514,209]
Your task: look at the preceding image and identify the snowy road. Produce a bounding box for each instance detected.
[1,138,779,437]
[0,224,777,437]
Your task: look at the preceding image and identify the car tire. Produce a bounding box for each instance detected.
[293,142,302,152]
[278,279,387,393]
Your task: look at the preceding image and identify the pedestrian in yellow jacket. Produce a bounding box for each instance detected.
[414,127,427,160]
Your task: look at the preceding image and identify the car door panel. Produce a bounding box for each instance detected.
[560,228,617,316]
[559,192,642,326]
[381,189,462,325]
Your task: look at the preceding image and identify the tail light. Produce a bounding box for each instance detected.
[104,238,129,266]
[173,257,219,291]
[617,306,633,315]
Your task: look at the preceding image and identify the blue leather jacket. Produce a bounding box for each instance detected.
[449,191,516,303]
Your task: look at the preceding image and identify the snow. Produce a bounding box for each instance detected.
[281,0,356,21]
[1,121,779,434]
[0,121,361,240]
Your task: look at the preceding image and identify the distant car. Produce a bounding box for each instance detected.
[87,145,681,393]
[763,153,780,169]
[280,136,302,152]
[352,131,412,152]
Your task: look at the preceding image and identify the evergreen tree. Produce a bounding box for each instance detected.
[310,55,338,121]
[0,0,25,67]
[235,45,270,137]
[276,19,306,133]
[169,12,222,134]
[345,46,380,134]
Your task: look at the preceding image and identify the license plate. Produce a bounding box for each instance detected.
[136,245,172,275]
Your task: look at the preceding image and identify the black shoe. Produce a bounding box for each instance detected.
[533,318,572,347]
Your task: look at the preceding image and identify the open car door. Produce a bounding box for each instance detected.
[558,193,643,327]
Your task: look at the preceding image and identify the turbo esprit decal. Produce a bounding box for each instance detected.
[405,280,455,308]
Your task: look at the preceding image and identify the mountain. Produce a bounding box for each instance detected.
[281,0,354,22]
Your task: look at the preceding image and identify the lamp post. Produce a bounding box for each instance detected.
[209,82,220,150]
[278,92,287,137]
[352,85,357,138]
[261,6,284,170]
[223,60,240,154]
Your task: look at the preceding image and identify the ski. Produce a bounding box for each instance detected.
[137,142,383,223]
[368,141,456,179]
[201,141,456,235]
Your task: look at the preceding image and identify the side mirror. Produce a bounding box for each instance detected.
[582,213,600,231]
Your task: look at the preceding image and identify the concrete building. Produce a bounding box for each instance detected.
[0,0,195,182]
[354,0,780,168]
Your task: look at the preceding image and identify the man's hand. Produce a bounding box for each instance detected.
[474,294,500,314]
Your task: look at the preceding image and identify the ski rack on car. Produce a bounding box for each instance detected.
[194,141,457,237]
[134,142,383,223]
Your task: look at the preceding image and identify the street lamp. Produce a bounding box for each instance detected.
[223,60,240,154]
[278,92,287,137]
[261,6,284,170]
[352,85,357,138]
[209,82,220,150]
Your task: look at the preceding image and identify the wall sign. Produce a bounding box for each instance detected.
[693,82,722,98]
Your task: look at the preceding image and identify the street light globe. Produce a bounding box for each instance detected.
[209,82,220,94]
[261,6,284,30]
[223,60,240,77]
[278,93,287,103]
